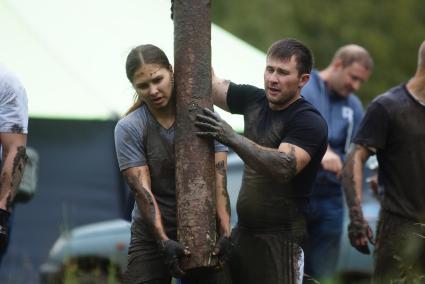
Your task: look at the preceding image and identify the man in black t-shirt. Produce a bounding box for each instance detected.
[342,40,425,283]
[195,38,328,284]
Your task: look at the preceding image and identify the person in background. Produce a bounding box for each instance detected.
[342,40,425,283]
[301,45,373,282]
[0,64,28,265]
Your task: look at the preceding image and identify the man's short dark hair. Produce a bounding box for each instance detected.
[267,38,313,76]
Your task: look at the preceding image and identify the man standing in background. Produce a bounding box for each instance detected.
[0,64,28,265]
[342,40,425,283]
[302,45,373,282]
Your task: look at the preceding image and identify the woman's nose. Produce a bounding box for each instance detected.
[149,85,158,95]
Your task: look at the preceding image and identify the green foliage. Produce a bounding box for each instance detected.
[62,258,121,284]
[212,0,425,105]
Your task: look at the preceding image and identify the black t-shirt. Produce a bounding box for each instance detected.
[354,84,425,221]
[227,83,328,233]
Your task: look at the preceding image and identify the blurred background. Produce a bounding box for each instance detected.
[213,0,425,103]
[0,0,424,282]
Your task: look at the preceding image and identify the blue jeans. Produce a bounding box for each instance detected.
[304,189,343,281]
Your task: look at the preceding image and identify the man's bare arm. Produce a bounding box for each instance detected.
[230,136,310,183]
[211,70,230,111]
[213,151,234,265]
[0,133,27,211]
[196,109,311,183]
[214,152,230,237]
[341,144,375,254]
[123,166,168,241]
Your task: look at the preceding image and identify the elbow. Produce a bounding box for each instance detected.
[275,167,297,183]
[274,151,298,183]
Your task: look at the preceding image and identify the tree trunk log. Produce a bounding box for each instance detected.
[173,0,217,270]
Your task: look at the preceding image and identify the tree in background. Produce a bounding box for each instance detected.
[213,0,425,104]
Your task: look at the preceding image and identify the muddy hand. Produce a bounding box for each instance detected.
[212,235,234,267]
[195,108,236,146]
[158,239,191,277]
[348,218,374,254]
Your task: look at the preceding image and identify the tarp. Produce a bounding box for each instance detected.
[0,0,266,131]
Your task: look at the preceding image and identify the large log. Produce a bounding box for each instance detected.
[173,0,217,270]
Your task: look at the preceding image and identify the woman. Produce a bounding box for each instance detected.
[114,44,231,284]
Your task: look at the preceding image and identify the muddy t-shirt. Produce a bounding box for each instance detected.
[354,84,425,221]
[227,83,328,233]
[115,104,227,241]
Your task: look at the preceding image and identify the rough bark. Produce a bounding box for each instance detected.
[173,0,217,270]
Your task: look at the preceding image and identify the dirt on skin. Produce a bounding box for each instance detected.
[10,124,24,133]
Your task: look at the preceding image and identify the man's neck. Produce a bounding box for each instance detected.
[318,68,332,83]
[268,93,301,111]
[319,68,338,94]
[407,70,425,104]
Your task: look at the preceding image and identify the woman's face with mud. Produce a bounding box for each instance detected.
[132,64,174,111]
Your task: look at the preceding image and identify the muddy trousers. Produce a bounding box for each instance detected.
[372,210,425,284]
[229,226,304,284]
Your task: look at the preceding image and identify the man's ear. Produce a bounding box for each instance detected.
[332,58,344,70]
[299,73,310,88]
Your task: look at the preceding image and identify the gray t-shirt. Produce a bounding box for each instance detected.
[354,84,425,221]
[114,104,227,241]
[0,64,28,135]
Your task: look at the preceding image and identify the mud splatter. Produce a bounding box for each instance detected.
[216,160,230,216]
[124,171,158,237]
[12,146,27,178]
[240,140,297,183]
[10,124,24,134]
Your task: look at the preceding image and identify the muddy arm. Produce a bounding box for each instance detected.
[211,70,231,112]
[0,133,27,211]
[229,135,311,183]
[214,151,231,237]
[123,166,168,241]
[342,144,375,254]
[196,108,311,183]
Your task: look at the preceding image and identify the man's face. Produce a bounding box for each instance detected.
[330,61,371,97]
[264,55,309,111]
